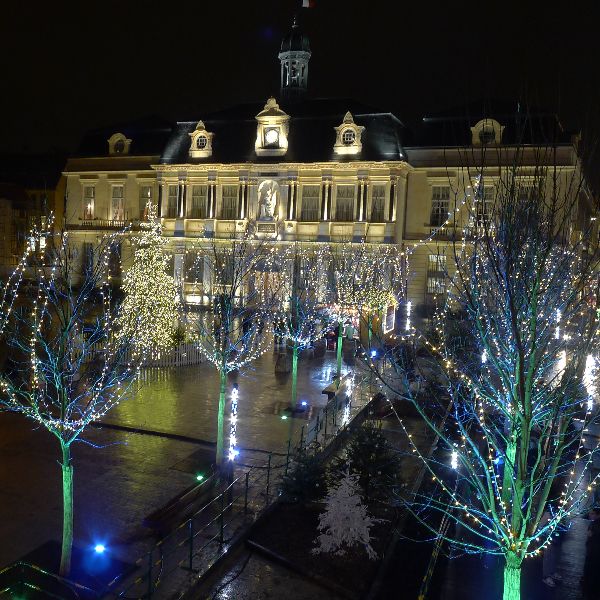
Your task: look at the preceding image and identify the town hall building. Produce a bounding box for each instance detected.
[62,16,590,325]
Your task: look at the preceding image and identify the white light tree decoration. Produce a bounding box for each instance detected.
[188,228,286,467]
[313,469,379,560]
[0,215,54,337]
[0,231,146,577]
[116,201,179,356]
[374,140,600,600]
[276,244,332,408]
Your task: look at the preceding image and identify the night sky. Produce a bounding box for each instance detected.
[1,0,599,154]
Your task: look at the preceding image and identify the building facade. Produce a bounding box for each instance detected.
[62,19,593,325]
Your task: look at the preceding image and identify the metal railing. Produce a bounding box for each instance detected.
[106,373,372,599]
[0,561,100,599]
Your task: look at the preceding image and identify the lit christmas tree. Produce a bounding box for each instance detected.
[116,201,179,356]
[0,231,144,576]
[313,469,379,560]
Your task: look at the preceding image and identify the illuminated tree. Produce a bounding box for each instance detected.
[330,241,404,365]
[276,244,332,408]
[374,138,599,600]
[188,228,285,467]
[0,231,144,576]
[313,469,379,560]
[116,201,179,356]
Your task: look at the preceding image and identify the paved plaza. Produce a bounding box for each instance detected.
[0,349,348,569]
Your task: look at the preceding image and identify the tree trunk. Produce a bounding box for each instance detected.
[336,321,343,385]
[59,442,73,577]
[216,369,227,468]
[502,553,522,600]
[291,344,299,409]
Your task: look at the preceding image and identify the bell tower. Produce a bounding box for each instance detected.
[278,15,311,100]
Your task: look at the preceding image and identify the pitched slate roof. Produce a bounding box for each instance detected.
[160,98,406,165]
[411,100,572,147]
[75,116,174,158]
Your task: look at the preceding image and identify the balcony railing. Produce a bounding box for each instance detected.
[67,219,143,231]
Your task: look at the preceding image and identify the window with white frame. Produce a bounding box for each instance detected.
[426,254,447,295]
[430,186,450,227]
[83,186,95,220]
[190,185,209,218]
[220,185,238,220]
[371,185,386,222]
[111,185,125,221]
[300,185,320,221]
[335,185,355,222]
[139,185,152,220]
[166,185,178,218]
[81,242,93,276]
[476,186,494,223]
[185,252,204,283]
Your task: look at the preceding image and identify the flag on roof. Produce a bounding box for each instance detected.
[302,0,315,7]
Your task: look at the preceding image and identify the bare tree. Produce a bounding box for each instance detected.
[373,130,599,600]
[0,231,145,576]
[276,243,332,408]
[187,226,286,467]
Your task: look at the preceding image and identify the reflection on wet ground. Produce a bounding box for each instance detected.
[113,348,351,455]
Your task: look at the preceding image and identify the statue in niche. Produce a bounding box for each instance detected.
[258,180,279,221]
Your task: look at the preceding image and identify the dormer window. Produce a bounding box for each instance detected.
[189,121,214,158]
[334,112,364,156]
[471,119,504,146]
[342,129,356,145]
[255,98,290,157]
[196,135,208,150]
[108,133,132,156]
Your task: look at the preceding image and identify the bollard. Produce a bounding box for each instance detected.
[265,453,272,501]
[244,470,250,515]
[188,518,194,571]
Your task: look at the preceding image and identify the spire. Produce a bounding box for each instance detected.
[278,15,311,100]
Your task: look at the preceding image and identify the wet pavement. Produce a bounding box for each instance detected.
[114,348,351,455]
[0,348,350,570]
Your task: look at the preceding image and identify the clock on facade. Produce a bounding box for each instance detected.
[264,128,280,146]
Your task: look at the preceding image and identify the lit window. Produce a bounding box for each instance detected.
[139,185,152,220]
[300,185,320,221]
[335,185,355,222]
[111,185,125,221]
[430,186,450,227]
[342,129,356,145]
[167,185,178,218]
[221,185,239,220]
[371,186,386,222]
[427,254,447,295]
[83,186,95,220]
[190,185,209,218]
[476,186,494,224]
